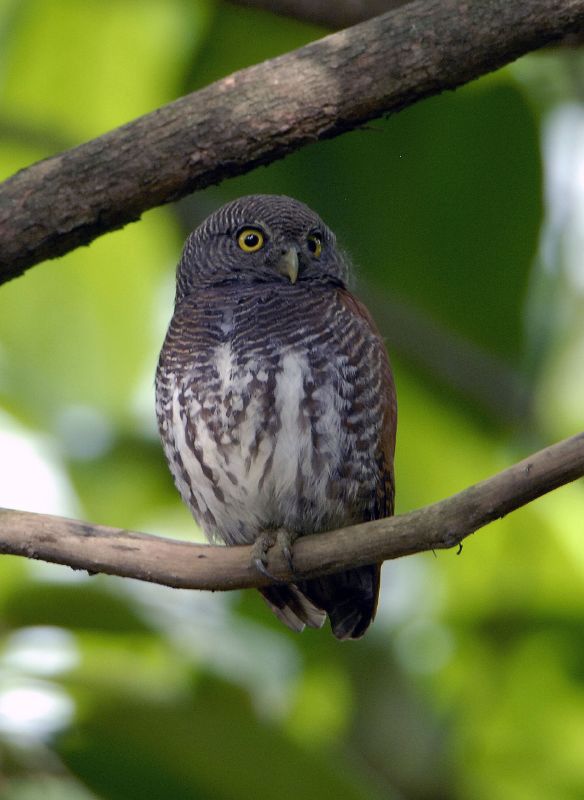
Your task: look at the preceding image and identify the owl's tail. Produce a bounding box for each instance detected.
[298,564,381,640]
[259,584,326,632]
[259,564,380,640]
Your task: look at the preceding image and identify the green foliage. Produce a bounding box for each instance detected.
[0,2,583,799]
[59,676,387,800]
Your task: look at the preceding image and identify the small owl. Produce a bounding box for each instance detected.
[156,195,396,639]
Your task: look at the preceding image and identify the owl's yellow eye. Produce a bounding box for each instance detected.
[307,233,322,258]
[237,228,265,253]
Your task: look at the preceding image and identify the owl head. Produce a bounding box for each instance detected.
[175,194,350,302]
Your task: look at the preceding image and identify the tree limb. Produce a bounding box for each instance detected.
[0,433,582,591]
[1,0,582,284]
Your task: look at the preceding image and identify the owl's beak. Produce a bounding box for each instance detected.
[276,248,299,284]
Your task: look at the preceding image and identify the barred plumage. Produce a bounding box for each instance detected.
[156,195,396,639]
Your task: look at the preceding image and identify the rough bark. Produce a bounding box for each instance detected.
[1,0,582,284]
[0,432,582,590]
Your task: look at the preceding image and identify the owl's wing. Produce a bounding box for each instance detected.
[283,287,397,640]
[336,286,397,519]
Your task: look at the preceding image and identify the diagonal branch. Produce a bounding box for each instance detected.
[1,0,582,284]
[0,433,582,591]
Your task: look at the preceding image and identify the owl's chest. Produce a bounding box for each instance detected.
[167,335,350,544]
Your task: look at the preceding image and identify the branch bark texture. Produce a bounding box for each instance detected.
[1,433,582,591]
[1,0,582,284]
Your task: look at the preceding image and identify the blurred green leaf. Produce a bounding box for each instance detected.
[59,675,390,800]
[1,583,152,632]
[2,776,97,800]
[67,437,178,529]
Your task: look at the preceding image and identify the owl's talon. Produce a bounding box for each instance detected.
[276,528,298,575]
[283,546,294,573]
[251,531,278,581]
[253,556,278,581]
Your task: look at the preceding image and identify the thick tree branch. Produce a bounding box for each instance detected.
[1,0,582,284]
[0,433,582,591]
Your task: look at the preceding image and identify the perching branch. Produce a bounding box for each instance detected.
[1,0,582,284]
[0,433,582,591]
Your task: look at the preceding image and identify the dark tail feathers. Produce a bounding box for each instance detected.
[259,564,380,640]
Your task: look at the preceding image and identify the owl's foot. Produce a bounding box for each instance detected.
[251,530,279,580]
[276,528,298,574]
[251,529,298,580]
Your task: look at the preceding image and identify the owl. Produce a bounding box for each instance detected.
[156,195,396,639]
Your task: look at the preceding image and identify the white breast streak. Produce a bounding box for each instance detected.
[215,341,233,390]
[269,350,345,520]
[269,351,311,502]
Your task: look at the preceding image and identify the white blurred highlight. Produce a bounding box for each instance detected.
[0,681,74,739]
[1,627,80,677]
[0,410,80,517]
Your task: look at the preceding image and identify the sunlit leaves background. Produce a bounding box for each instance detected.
[0,1,583,798]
